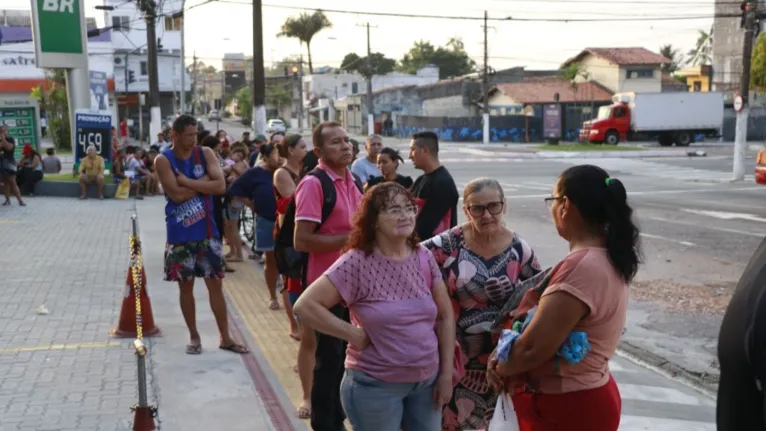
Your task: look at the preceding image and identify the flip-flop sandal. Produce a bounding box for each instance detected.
[186,344,202,355]
[289,332,301,341]
[224,266,235,273]
[219,343,250,354]
[268,299,280,310]
[296,405,311,419]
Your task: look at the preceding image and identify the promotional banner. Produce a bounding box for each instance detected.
[543,104,562,139]
[89,70,108,111]
[75,109,112,170]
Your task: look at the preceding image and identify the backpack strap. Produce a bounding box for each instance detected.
[351,172,364,193]
[307,168,337,227]
[194,147,213,239]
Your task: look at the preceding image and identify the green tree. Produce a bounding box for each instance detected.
[340,52,396,77]
[659,44,684,74]
[751,33,766,92]
[277,10,332,74]
[30,69,70,150]
[397,38,476,79]
[268,55,302,76]
[235,87,252,123]
[559,62,590,100]
[687,27,713,66]
[266,84,292,113]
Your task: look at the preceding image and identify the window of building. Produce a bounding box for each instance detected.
[164,15,183,31]
[351,82,359,94]
[626,68,654,79]
[140,61,148,76]
[693,81,702,92]
[112,16,131,30]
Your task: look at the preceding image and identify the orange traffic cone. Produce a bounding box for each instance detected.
[111,267,162,338]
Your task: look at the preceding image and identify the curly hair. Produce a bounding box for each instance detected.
[344,182,420,255]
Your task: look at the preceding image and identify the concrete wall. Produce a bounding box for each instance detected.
[722,107,766,141]
[422,95,472,117]
[618,67,662,93]
[712,0,742,98]
[578,54,620,92]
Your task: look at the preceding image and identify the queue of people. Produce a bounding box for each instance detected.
[149,115,641,431]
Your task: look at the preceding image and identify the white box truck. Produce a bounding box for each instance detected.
[579,92,724,146]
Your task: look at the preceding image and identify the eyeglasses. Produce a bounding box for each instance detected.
[466,201,504,217]
[544,196,564,208]
[383,205,418,217]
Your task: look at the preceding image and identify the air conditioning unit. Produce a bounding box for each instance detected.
[114,57,123,65]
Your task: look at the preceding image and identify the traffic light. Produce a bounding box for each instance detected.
[214,99,222,110]
[292,65,299,79]
[741,1,749,29]
[157,38,163,50]
[128,70,136,84]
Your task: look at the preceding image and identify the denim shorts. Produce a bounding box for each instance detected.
[254,215,275,252]
[224,200,244,220]
[340,369,441,431]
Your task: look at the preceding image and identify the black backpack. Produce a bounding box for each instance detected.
[274,168,363,286]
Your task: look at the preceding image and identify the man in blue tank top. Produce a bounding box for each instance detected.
[154,115,249,355]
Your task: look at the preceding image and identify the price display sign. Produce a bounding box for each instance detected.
[0,103,39,159]
[75,110,112,170]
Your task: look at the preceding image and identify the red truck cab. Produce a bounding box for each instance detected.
[579,102,630,145]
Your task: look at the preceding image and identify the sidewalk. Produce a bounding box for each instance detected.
[135,197,302,431]
[0,196,298,431]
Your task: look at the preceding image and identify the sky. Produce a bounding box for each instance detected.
[6,0,716,72]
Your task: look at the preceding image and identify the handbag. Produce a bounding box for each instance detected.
[418,246,466,387]
[488,392,519,431]
[115,178,130,200]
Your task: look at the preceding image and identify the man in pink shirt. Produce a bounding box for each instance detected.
[294,121,362,431]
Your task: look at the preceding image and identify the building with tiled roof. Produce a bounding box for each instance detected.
[561,47,671,94]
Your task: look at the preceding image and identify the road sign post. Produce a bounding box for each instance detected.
[30,0,91,150]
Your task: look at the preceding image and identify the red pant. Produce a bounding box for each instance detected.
[512,375,621,431]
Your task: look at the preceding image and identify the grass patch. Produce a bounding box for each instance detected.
[44,173,114,183]
[534,144,645,151]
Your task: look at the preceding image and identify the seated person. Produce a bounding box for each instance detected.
[78,145,105,200]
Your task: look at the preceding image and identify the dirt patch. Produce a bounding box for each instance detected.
[631,279,735,315]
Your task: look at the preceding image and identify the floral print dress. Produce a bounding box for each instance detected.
[422,226,541,431]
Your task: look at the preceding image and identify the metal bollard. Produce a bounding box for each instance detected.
[129,215,157,431]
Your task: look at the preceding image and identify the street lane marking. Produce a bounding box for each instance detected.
[681,209,766,223]
[619,383,712,406]
[640,232,696,247]
[500,186,765,201]
[619,415,715,430]
[0,340,123,355]
[647,216,762,237]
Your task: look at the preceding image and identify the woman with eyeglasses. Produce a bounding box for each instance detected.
[294,182,456,431]
[487,165,642,431]
[421,177,542,430]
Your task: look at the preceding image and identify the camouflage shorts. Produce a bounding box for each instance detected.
[164,238,225,282]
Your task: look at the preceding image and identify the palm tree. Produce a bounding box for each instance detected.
[277,10,332,74]
[559,62,590,100]
[659,44,684,73]
[687,27,713,66]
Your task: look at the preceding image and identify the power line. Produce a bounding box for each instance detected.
[204,0,734,22]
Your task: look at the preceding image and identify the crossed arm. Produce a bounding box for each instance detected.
[155,147,226,204]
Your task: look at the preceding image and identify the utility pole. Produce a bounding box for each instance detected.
[357,22,377,135]
[138,0,162,142]
[191,52,197,114]
[297,54,304,131]
[178,2,186,114]
[252,0,267,135]
[482,10,490,145]
[734,0,759,180]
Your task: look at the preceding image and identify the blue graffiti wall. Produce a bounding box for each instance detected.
[396,115,581,143]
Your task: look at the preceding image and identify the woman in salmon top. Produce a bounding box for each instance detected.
[489,164,642,431]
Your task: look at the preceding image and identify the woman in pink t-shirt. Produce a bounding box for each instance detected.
[294,182,456,431]
[489,164,643,431]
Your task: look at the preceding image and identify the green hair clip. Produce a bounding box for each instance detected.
[605,178,612,186]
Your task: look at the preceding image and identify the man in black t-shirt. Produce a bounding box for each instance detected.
[408,131,458,240]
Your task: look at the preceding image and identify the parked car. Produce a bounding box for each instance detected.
[266,119,286,134]
[208,110,220,121]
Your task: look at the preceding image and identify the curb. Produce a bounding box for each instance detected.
[618,340,718,398]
